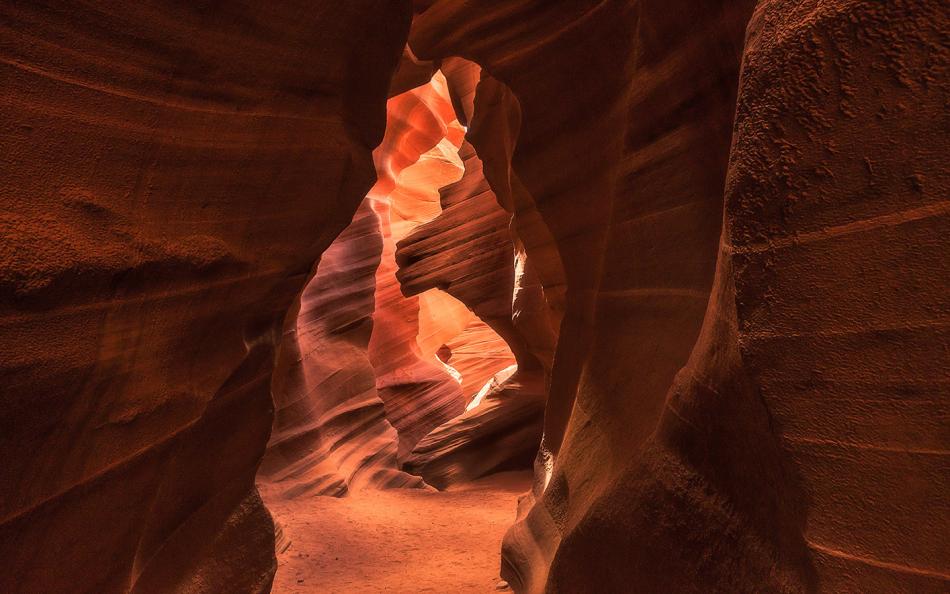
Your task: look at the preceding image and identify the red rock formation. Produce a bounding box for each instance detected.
[412,1,949,592]
[396,141,535,370]
[443,319,519,402]
[3,3,947,593]
[466,74,566,345]
[396,137,549,487]
[260,65,530,499]
[405,369,545,490]
[370,196,470,461]
[717,3,949,590]
[0,3,410,593]
[258,70,466,497]
[365,73,472,460]
[258,200,425,499]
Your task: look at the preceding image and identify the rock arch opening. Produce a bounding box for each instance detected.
[255,64,557,591]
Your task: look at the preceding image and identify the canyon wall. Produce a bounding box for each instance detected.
[0,2,410,592]
[1,2,946,593]
[715,2,949,590]
[257,199,426,499]
[365,75,472,461]
[259,71,464,497]
[397,137,551,487]
[411,0,948,592]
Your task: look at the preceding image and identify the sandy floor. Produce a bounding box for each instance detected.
[267,472,532,594]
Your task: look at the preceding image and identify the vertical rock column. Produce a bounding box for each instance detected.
[722,2,949,590]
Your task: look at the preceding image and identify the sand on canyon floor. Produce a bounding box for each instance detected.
[267,471,532,593]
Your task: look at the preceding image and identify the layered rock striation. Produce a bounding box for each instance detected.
[411,1,949,592]
[0,2,411,593]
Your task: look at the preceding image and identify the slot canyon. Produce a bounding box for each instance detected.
[0,1,947,593]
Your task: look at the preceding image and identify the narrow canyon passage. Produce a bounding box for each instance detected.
[256,67,548,592]
[269,472,530,593]
[2,3,947,594]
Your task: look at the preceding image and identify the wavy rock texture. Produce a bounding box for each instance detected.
[258,200,425,499]
[396,141,537,372]
[396,134,550,487]
[259,66,529,500]
[257,71,462,498]
[411,4,646,588]
[0,2,410,593]
[4,2,946,593]
[366,74,471,461]
[412,5,625,487]
[413,1,949,592]
[405,368,545,490]
[443,318,519,402]
[466,74,566,351]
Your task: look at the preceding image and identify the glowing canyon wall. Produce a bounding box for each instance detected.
[260,68,527,500]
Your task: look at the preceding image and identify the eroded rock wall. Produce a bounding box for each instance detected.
[722,2,949,589]
[3,2,946,592]
[366,75,471,461]
[259,66,534,497]
[0,2,410,592]
[396,135,550,487]
[258,71,465,496]
[411,1,949,592]
[258,200,425,499]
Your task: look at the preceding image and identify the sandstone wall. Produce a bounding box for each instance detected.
[410,1,949,592]
[0,3,410,592]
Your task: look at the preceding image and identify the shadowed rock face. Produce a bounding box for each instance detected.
[395,124,554,488]
[722,2,949,590]
[411,1,949,593]
[0,2,410,592]
[396,141,539,373]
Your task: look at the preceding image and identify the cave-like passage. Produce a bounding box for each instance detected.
[254,68,545,593]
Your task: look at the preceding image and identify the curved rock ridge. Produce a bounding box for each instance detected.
[412,3,627,474]
[259,69,470,494]
[366,72,470,461]
[412,2,949,593]
[405,367,545,490]
[0,2,411,593]
[466,74,566,349]
[260,64,531,498]
[258,200,426,499]
[396,140,536,371]
[394,132,552,489]
[444,318,520,404]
